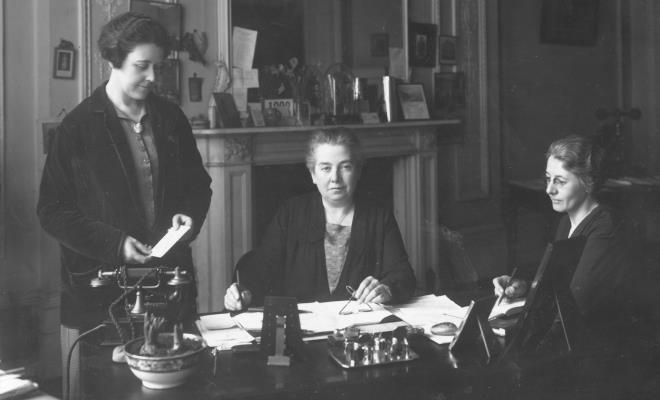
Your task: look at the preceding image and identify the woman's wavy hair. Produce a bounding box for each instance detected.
[545,134,606,194]
[98,12,170,68]
[305,128,365,173]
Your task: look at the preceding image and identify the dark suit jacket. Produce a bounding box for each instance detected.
[240,192,416,305]
[37,83,212,328]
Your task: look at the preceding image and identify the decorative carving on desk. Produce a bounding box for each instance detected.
[225,137,253,163]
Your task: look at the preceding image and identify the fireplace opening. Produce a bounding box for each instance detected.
[253,157,395,243]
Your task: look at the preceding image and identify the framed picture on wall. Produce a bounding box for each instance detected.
[370,33,389,57]
[408,22,437,67]
[130,0,183,49]
[438,35,457,65]
[53,41,76,79]
[540,0,599,46]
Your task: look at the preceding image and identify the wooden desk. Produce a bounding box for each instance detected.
[77,336,517,399]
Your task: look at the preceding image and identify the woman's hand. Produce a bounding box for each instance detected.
[353,276,392,304]
[492,275,528,298]
[122,236,152,264]
[224,283,252,311]
[172,214,194,242]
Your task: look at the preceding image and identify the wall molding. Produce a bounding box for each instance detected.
[0,0,5,259]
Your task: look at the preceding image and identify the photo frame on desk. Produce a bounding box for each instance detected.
[502,236,586,360]
[449,296,499,363]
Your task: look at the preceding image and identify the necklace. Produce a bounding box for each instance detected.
[132,121,144,134]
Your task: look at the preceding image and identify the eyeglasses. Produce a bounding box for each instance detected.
[338,285,374,315]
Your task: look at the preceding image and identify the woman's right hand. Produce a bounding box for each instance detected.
[224,283,252,311]
[492,275,528,298]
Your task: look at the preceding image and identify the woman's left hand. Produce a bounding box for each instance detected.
[171,214,194,242]
[354,276,392,304]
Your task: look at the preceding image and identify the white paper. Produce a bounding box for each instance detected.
[150,225,191,258]
[388,295,468,345]
[232,68,259,88]
[195,318,254,350]
[232,26,258,70]
[389,47,406,80]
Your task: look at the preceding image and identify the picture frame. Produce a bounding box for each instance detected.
[130,0,183,49]
[154,58,180,104]
[434,72,466,117]
[438,35,457,65]
[53,47,76,80]
[370,33,389,57]
[408,22,437,67]
[396,83,430,120]
[540,0,599,46]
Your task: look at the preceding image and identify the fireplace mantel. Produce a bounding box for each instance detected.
[192,120,462,312]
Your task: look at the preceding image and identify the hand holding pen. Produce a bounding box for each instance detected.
[492,267,527,303]
[223,271,253,311]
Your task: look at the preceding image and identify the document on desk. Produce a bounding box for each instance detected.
[299,300,393,332]
[196,314,255,350]
[388,295,468,345]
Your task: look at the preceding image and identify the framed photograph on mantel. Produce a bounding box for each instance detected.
[434,72,466,118]
[396,83,430,120]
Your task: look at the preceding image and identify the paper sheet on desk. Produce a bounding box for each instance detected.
[196,314,255,350]
[150,225,190,258]
[388,295,468,345]
[299,301,393,332]
[230,301,393,334]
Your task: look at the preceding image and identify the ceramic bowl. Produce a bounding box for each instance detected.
[123,333,206,389]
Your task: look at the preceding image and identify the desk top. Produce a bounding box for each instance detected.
[79,336,512,400]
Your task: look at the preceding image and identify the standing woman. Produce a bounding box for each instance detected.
[224,128,416,310]
[494,134,631,328]
[38,12,211,397]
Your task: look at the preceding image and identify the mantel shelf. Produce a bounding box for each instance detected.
[193,119,462,136]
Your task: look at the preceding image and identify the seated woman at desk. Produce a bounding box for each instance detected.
[493,134,632,325]
[224,128,416,311]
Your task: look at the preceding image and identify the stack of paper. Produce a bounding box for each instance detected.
[388,295,468,345]
[196,313,255,350]
[0,371,39,400]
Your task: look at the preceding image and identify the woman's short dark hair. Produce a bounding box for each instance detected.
[98,12,170,68]
[546,134,606,193]
[305,128,365,172]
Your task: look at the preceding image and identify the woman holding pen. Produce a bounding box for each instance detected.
[493,134,633,326]
[224,128,416,311]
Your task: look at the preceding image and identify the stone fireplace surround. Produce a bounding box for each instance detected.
[192,120,461,313]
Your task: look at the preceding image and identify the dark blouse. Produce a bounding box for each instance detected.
[238,192,416,305]
[554,205,630,322]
